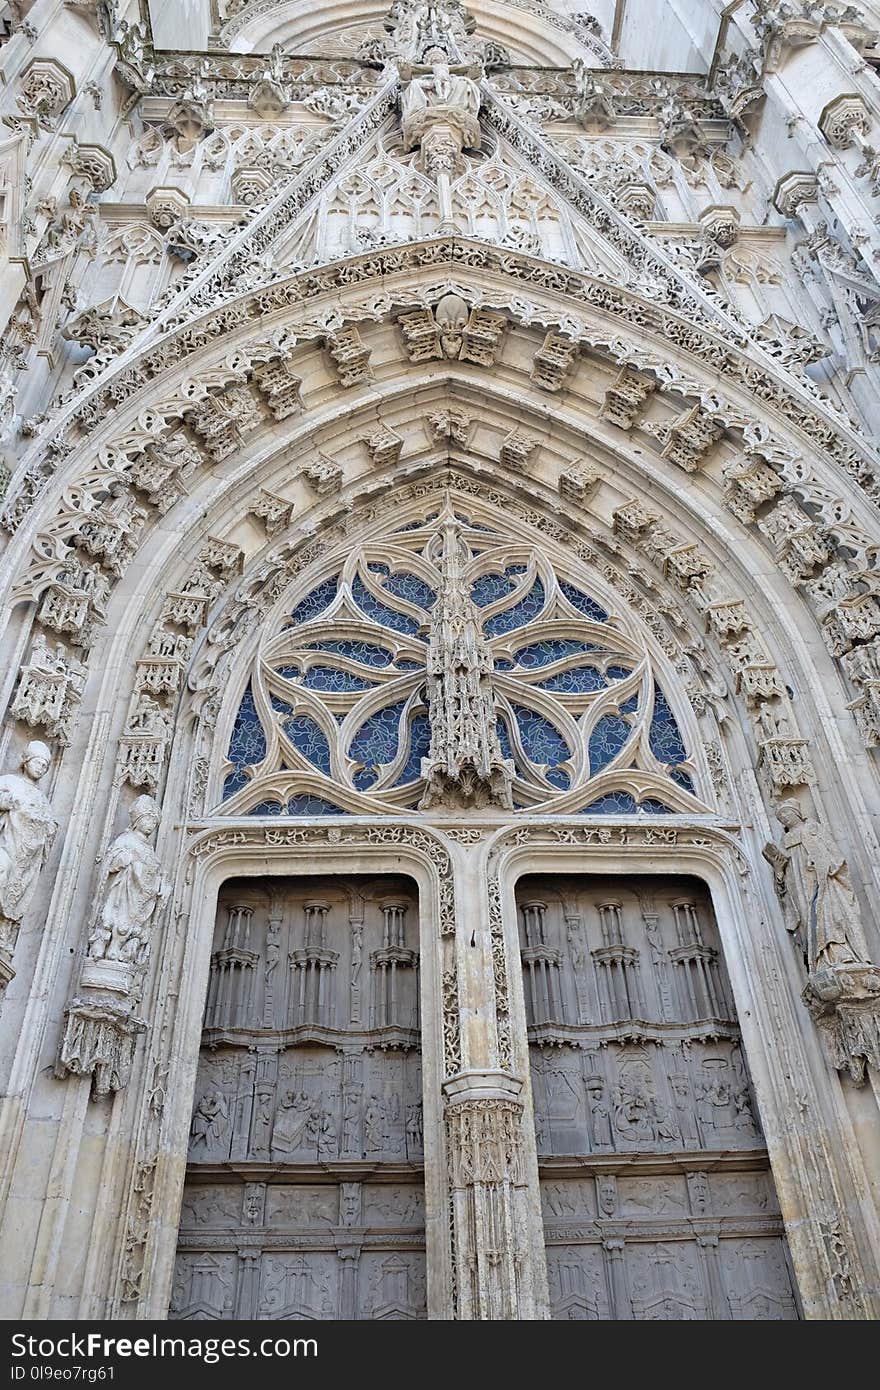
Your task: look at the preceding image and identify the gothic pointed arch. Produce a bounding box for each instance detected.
[2,0,880,1327]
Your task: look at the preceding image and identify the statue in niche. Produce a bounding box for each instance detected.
[669,1072,700,1148]
[364,1094,386,1152]
[271,1090,313,1155]
[0,741,57,954]
[400,55,481,152]
[406,1100,423,1150]
[763,802,869,974]
[318,1108,337,1158]
[342,1087,361,1153]
[190,1091,228,1150]
[585,1079,613,1149]
[87,795,168,968]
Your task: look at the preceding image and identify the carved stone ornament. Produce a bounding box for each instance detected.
[764,801,880,1082]
[10,635,86,746]
[400,60,482,159]
[0,741,56,989]
[420,517,514,810]
[818,93,872,151]
[58,795,169,1095]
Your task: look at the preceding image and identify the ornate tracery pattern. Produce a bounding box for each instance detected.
[217,498,705,817]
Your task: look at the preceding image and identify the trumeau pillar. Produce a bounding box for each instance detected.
[442,844,549,1320]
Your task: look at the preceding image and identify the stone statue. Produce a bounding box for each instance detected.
[571,59,615,129]
[0,741,57,955]
[763,801,868,973]
[87,794,169,968]
[400,58,481,154]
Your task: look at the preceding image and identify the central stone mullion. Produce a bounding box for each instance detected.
[439,842,548,1319]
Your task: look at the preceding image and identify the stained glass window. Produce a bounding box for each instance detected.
[223,682,266,797]
[218,504,703,816]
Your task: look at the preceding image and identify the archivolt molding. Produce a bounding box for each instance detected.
[3,280,879,821]
[217,0,614,69]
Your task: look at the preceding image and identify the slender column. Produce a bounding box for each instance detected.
[603,1237,633,1320]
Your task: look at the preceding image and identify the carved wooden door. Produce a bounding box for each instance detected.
[521,874,800,1321]
[171,875,426,1320]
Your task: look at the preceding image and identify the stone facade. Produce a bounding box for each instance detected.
[0,0,880,1321]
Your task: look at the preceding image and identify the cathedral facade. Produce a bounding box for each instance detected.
[1,0,880,1321]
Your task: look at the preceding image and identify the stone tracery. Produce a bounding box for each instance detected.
[215,497,704,817]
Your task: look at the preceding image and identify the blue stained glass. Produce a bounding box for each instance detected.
[306,640,393,667]
[223,682,266,799]
[352,575,421,636]
[512,702,570,768]
[579,791,671,815]
[546,766,571,789]
[395,659,424,671]
[496,715,515,764]
[471,572,514,607]
[270,693,293,716]
[289,577,338,625]
[507,564,528,575]
[381,571,436,609]
[282,714,331,773]
[580,791,638,815]
[619,693,639,715]
[368,562,391,575]
[513,639,598,669]
[395,512,438,532]
[274,665,301,680]
[455,513,493,532]
[286,794,347,816]
[494,659,514,671]
[300,666,375,693]
[589,714,631,773]
[606,665,633,681]
[649,685,688,765]
[394,712,432,784]
[349,701,406,788]
[536,666,607,694]
[559,581,608,623]
[485,580,546,636]
[670,767,695,793]
[247,795,347,816]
